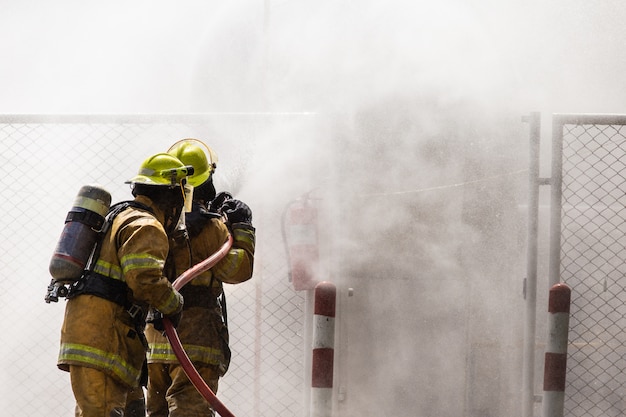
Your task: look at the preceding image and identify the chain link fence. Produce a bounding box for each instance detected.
[0,114,321,416]
[556,115,626,417]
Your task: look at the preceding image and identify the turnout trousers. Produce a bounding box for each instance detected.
[71,365,127,417]
[146,362,220,417]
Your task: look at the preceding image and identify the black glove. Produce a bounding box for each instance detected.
[208,192,233,213]
[221,199,252,225]
[147,309,183,332]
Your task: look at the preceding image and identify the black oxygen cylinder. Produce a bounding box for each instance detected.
[49,184,111,283]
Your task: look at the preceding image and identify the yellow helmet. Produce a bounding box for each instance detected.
[167,138,218,187]
[126,153,194,187]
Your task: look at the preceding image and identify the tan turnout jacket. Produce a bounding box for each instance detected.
[58,195,183,387]
[146,214,255,374]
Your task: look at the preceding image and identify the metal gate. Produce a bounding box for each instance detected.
[526,114,626,417]
[0,114,318,416]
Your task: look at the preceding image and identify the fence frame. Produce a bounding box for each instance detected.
[524,113,626,417]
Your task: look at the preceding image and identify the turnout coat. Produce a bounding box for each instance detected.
[57,195,183,387]
[145,212,255,375]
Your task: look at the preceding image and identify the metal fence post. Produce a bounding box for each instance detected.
[522,111,541,417]
[548,117,564,289]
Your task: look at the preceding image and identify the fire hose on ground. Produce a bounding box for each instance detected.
[162,234,236,417]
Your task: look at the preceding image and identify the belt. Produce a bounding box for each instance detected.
[70,272,145,322]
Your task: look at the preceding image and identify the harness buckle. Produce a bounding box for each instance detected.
[127,304,143,320]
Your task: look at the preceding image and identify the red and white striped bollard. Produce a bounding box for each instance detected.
[311,281,336,417]
[542,282,571,417]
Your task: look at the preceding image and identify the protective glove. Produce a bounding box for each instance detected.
[220,199,253,225]
[208,192,233,213]
[147,309,183,332]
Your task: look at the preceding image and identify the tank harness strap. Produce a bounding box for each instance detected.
[69,272,147,347]
[66,208,106,229]
[83,200,154,275]
[70,273,145,323]
[70,272,129,308]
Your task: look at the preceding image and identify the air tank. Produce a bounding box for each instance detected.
[49,184,111,283]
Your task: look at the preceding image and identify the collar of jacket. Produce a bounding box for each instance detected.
[134,195,166,227]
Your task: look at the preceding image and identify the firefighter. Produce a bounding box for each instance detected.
[57,153,189,417]
[145,139,255,417]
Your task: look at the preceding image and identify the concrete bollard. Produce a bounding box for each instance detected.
[311,281,336,417]
[542,282,571,417]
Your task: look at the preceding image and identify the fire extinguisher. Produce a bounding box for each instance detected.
[282,193,319,291]
[46,184,111,302]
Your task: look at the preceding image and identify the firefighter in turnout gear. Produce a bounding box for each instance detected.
[57,153,189,417]
[145,139,255,417]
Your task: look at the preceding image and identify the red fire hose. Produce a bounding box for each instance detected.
[162,235,236,417]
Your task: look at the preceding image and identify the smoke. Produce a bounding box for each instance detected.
[191,2,626,415]
[191,1,521,115]
[3,0,626,415]
[189,0,626,117]
[3,1,626,114]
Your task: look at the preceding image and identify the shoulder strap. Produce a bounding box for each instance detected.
[83,200,154,273]
[107,200,153,218]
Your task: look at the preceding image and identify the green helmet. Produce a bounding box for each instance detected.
[127,153,194,187]
[167,139,218,187]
